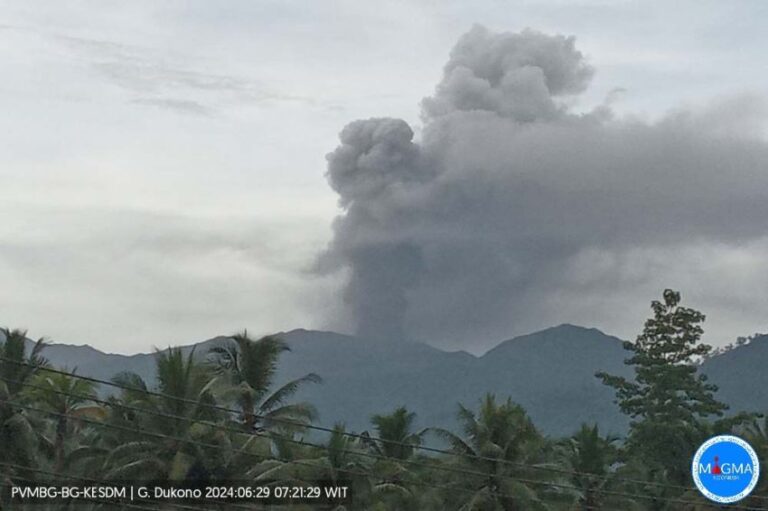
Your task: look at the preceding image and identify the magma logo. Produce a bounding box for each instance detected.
[692,435,760,504]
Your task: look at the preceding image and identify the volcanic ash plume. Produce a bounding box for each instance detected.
[321,25,768,347]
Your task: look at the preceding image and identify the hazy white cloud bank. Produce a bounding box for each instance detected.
[3,1,768,353]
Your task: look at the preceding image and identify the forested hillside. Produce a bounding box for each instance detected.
[2,291,767,509]
[19,325,766,437]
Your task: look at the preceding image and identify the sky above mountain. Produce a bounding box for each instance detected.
[2,1,768,353]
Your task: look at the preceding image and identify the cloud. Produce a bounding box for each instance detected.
[131,98,213,116]
[0,206,335,352]
[422,25,594,122]
[320,25,768,348]
[56,34,319,114]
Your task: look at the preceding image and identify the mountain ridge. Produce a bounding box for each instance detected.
[7,325,767,437]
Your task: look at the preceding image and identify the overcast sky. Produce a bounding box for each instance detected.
[2,1,768,354]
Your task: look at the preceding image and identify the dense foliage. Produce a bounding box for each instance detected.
[0,291,766,510]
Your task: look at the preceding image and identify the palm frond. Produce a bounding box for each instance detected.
[259,373,322,412]
[426,427,477,458]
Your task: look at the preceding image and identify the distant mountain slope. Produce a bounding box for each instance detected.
[16,335,232,386]
[9,325,766,437]
[474,325,631,435]
[270,329,479,435]
[701,334,768,415]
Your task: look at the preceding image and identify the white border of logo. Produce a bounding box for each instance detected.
[691,434,760,504]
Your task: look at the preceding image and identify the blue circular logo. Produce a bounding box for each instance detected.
[692,435,760,504]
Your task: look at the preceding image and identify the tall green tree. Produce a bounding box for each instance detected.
[208,332,321,434]
[0,328,49,474]
[0,328,49,398]
[363,407,429,509]
[101,347,224,481]
[25,370,102,472]
[430,394,550,511]
[741,417,768,504]
[562,424,627,511]
[254,423,369,484]
[596,289,728,490]
[368,406,423,460]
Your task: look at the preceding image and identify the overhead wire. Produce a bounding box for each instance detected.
[3,356,764,501]
[3,386,765,510]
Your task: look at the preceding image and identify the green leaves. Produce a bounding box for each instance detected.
[370,406,422,460]
[4,316,764,510]
[0,328,49,399]
[208,332,320,434]
[429,394,549,511]
[597,289,732,492]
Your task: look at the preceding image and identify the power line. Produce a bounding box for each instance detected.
[14,397,743,510]
[19,374,757,511]
[5,375,563,493]
[0,462,349,511]
[0,372,686,497]
[5,376,650,511]
[3,399,597,507]
[3,356,762,500]
[5,394,765,510]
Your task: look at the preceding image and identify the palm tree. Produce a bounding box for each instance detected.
[0,328,49,476]
[741,417,768,504]
[100,347,224,482]
[252,423,376,508]
[562,424,621,510]
[354,408,430,509]
[429,394,550,511]
[367,406,423,460]
[25,370,102,472]
[0,328,49,397]
[208,332,321,434]
[149,346,220,433]
[255,423,367,481]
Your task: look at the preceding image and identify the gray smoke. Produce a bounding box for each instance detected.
[322,25,768,346]
[422,26,593,122]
